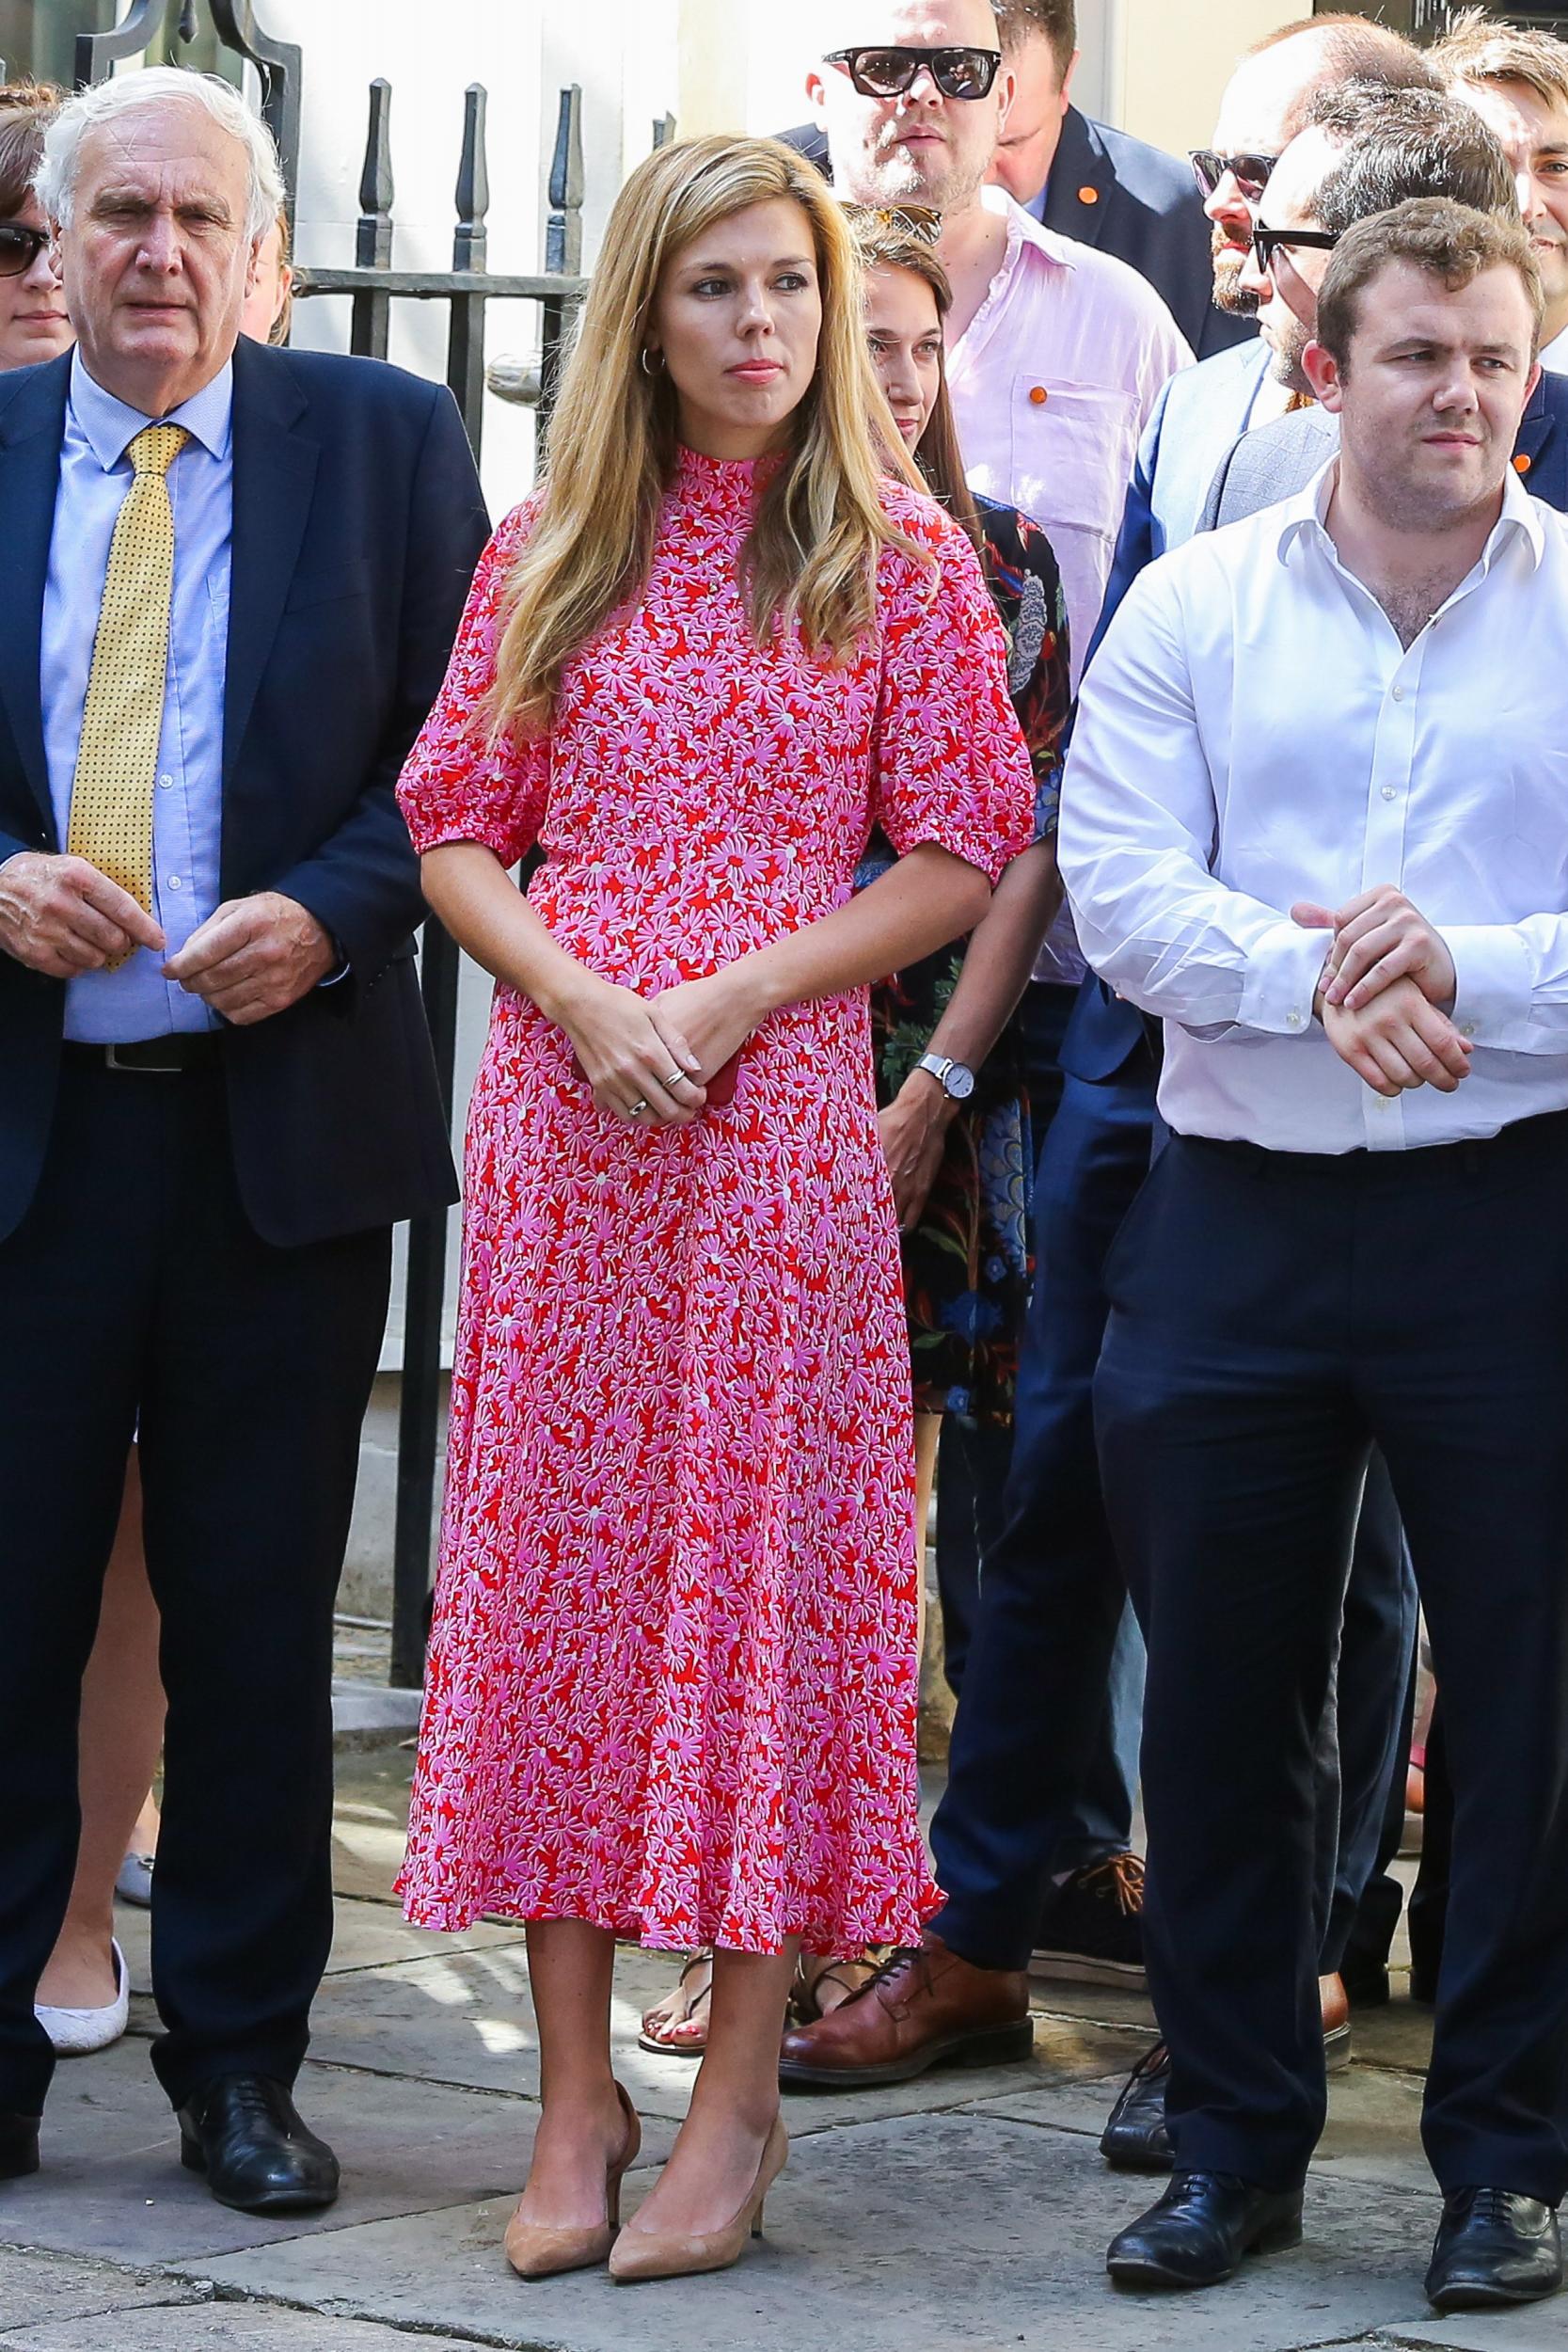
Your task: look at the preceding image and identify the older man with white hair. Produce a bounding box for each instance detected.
[0,69,486,2210]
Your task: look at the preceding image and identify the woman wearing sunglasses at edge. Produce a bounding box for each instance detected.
[394,134,1035,2284]
[642,205,1070,2057]
[5,66,300,2063]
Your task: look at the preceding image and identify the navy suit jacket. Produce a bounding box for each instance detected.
[779,108,1248,360]
[1199,364,1568,528]
[0,336,489,1248]
[1038,106,1251,363]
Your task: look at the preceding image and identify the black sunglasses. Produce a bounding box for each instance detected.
[825,45,1002,101]
[0,223,49,279]
[1250,223,1340,273]
[1190,149,1279,203]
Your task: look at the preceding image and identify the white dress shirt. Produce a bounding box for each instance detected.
[946,186,1193,689]
[1058,460,1568,1153]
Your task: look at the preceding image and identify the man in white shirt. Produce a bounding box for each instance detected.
[1436,8,1568,373]
[1060,199,1568,2312]
[808,0,1192,680]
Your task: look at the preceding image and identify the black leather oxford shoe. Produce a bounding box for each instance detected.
[177,2075,340,2214]
[0,2111,39,2180]
[1107,2169,1304,2289]
[1425,2187,1562,2312]
[1101,2042,1173,2171]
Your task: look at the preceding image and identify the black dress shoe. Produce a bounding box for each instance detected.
[1425,2187,1562,2312]
[1106,2169,1304,2290]
[177,2075,339,2214]
[0,2111,40,2180]
[1101,2042,1173,2171]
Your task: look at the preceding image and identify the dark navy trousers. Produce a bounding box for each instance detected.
[1097,1120,1568,2200]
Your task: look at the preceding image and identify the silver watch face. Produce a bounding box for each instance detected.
[942,1060,976,1101]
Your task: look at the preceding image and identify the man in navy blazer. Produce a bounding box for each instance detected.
[0,71,484,2209]
[988,0,1252,361]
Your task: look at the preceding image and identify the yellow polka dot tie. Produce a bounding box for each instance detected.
[66,422,189,967]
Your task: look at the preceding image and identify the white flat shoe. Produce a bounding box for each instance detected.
[36,1938,129,2056]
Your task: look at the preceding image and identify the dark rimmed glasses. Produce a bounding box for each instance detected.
[842,201,943,246]
[1190,148,1279,203]
[1250,222,1341,273]
[825,45,1002,101]
[0,223,50,278]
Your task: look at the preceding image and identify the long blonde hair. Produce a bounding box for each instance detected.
[492,135,927,735]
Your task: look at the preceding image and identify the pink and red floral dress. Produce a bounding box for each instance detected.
[394,448,1034,1954]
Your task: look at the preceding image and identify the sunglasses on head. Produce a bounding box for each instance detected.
[1190,149,1279,203]
[843,201,943,246]
[825,45,1002,101]
[0,223,50,279]
[1250,222,1340,273]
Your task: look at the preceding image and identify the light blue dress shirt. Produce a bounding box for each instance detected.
[40,351,232,1042]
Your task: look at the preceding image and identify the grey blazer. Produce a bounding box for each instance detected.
[1197,404,1338,532]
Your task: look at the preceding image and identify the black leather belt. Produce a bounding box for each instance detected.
[62,1034,223,1073]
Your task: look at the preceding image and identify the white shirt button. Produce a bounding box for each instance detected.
[1391,685,1405,702]
[1381,785,1398,801]
[166,874,182,890]
[1286,1009,1304,1028]
[158,773,173,789]
[1462,1022,1478,1039]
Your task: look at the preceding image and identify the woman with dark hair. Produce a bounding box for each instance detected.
[0,80,69,371]
[396,135,1033,2281]
[641,209,1071,2057]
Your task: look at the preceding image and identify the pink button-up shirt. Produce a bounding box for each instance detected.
[948,187,1194,691]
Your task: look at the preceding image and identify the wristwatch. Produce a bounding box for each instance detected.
[916,1051,976,1102]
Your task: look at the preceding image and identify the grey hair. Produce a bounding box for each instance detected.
[34,66,283,244]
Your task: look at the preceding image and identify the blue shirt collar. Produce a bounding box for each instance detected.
[68,348,233,470]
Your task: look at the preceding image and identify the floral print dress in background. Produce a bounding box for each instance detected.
[862,500,1070,1423]
[393,449,1035,1955]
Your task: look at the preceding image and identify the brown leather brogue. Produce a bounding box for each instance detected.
[777,1933,1033,2088]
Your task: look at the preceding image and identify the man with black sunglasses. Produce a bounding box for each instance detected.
[1203,84,1568,527]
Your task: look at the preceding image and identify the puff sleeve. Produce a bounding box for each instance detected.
[397,502,548,866]
[868,505,1037,885]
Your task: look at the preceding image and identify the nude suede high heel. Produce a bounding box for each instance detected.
[609,2115,788,2283]
[504,2082,641,2280]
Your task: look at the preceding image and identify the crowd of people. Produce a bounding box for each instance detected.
[1,0,1566,2323]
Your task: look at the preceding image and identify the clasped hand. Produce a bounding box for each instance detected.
[562,968,758,1125]
[0,853,334,1024]
[1292,884,1469,1096]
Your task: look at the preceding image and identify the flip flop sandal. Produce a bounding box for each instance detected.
[638,1949,713,2057]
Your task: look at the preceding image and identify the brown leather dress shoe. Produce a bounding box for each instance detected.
[777,1934,1032,2088]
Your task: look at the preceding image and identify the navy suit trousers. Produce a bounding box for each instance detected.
[0,1063,389,2115]
[1097,1121,1568,2199]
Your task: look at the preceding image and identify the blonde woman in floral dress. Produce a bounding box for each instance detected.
[396,135,1034,2284]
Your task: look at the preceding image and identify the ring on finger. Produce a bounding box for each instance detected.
[626,1097,650,1118]
[660,1068,686,1089]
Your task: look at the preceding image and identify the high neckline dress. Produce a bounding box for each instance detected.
[395,446,1035,1954]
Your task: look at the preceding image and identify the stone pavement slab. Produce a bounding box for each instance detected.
[114,1898,528,2004]
[0,2245,207,2329]
[968,2057,1437,2198]
[182,2109,1452,2352]
[297,1940,1156,2128]
[1384,2317,1568,2352]
[4,2304,483,2351]
[0,2037,674,2272]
